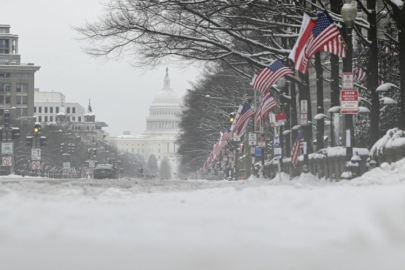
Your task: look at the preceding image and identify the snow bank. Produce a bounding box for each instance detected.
[370,128,405,159]
[1,176,405,269]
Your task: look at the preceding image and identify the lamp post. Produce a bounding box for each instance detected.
[341,0,357,161]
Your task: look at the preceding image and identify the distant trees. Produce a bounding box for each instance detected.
[159,157,171,179]
[147,155,159,174]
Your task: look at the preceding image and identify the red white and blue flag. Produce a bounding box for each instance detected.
[251,60,294,93]
[302,12,343,72]
[323,35,346,58]
[291,129,305,168]
[230,103,255,137]
[256,90,277,128]
[354,67,366,82]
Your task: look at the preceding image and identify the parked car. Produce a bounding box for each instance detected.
[94,164,117,179]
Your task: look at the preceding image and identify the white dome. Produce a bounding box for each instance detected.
[152,89,181,105]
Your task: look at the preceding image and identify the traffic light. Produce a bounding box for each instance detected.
[12,127,20,140]
[117,160,121,167]
[93,148,97,158]
[239,143,244,153]
[229,112,236,123]
[33,123,41,135]
[3,110,10,127]
[26,136,33,147]
[60,143,65,153]
[70,143,75,153]
[40,136,47,147]
[87,148,92,159]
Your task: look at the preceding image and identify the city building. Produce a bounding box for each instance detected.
[108,69,182,171]
[0,24,40,119]
[34,89,85,123]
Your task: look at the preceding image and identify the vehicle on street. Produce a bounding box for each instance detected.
[94,164,117,179]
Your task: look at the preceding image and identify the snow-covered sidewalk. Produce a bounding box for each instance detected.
[1,162,405,270]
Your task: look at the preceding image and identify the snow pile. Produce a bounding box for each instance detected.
[370,128,405,159]
[349,157,405,186]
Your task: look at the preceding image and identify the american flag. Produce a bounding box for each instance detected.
[354,67,366,82]
[302,11,342,72]
[256,90,277,128]
[251,60,294,93]
[291,129,305,168]
[230,103,255,137]
[323,35,346,58]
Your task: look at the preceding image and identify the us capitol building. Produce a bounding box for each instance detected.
[108,68,182,170]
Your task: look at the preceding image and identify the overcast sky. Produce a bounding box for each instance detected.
[1,0,200,136]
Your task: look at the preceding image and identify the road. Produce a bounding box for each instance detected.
[1,174,405,270]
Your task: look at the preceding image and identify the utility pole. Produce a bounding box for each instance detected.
[25,123,46,176]
[1,110,20,175]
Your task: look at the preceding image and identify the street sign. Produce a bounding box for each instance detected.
[88,160,96,168]
[1,142,13,155]
[341,90,359,114]
[2,156,12,166]
[250,147,255,154]
[63,162,71,170]
[31,149,41,161]
[275,113,287,126]
[273,136,281,157]
[258,136,266,148]
[31,161,41,170]
[274,147,282,157]
[223,155,228,161]
[248,132,257,146]
[233,133,241,141]
[269,112,276,127]
[342,72,354,89]
[300,100,308,126]
[255,147,262,157]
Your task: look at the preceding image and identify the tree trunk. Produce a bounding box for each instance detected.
[367,0,380,144]
[315,53,324,150]
[398,13,405,130]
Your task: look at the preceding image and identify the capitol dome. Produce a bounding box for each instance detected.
[143,68,182,137]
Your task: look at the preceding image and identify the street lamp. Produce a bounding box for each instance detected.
[341,0,357,161]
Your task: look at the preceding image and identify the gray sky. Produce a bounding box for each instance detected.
[2,0,199,136]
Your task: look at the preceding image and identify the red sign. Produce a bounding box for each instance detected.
[275,113,287,122]
[341,90,359,114]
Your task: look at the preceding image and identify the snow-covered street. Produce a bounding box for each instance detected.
[1,164,405,270]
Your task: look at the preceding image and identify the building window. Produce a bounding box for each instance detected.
[16,83,28,93]
[44,116,48,122]
[0,72,10,78]
[72,116,75,121]
[34,107,36,113]
[67,107,70,113]
[15,73,28,79]
[0,83,11,92]
[44,107,48,113]
[50,116,53,122]
[22,108,28,116]
[78,116,81,122]
[56,107,59,113]
[16,96,27,105]
[50,107,53,113]
[39,107,42,113]
[38,116,42,122]
[72,107,76,114]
